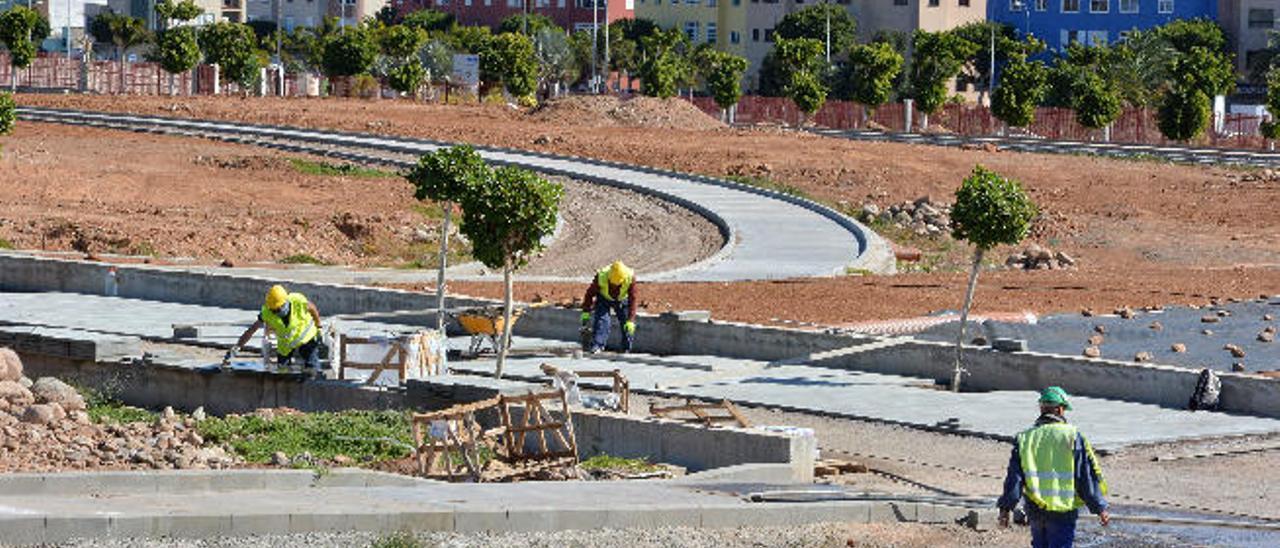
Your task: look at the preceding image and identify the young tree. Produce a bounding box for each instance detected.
[0,7,45,92]
[1072,71,1121,132]
[950,21,1043,106]
[990,55,1046,130]
[1157,85,1210,142]
[534,27,578,99]
[498,14,557,36]
[155,26,202,95]
[379,25,428,98]
[774,4,857,61]
[637,29,689,99]
[774,37,828,120]
[909,29,977,129]
[1260,68,1280,144]
[199,22,262,92]
[407,145,490,335]
[154,0,202,32]
[482,32,537,103]
[387,60,426,98]
[458,166,562,378]
[419,38,454,90]
[88,11,150,92]
[0,91,15,157]
[948,166,1037,392]
[845,41,903,117]
[322,28,379,81]
[699,49,748,122]
[402,9,457,34]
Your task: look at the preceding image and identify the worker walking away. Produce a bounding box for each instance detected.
[581,261,638,354]
[998,386,1109,548]
[224,285,325,376]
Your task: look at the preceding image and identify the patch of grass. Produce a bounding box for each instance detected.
[288,158,399,179]
[196,410,413,464]
[369,532,423,548]
[723,174,813,200]
[410,202,446,221]
[130,241,157,257]
[0,237,12,250]
[280,253,329,265]
[580,454,660,473]
[81,387,154,425]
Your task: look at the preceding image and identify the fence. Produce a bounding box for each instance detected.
[687,95,1274,151]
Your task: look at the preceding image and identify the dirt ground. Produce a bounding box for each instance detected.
[0,122,717,275]
[15,93,1280,324]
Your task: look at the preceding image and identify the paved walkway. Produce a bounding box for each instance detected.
[19,107,895,281]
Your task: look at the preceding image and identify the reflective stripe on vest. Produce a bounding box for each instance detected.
[260,293,317,357]
[1016,422,1081,513]
[596,269,632,302]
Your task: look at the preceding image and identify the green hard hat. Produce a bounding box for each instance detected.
[1039,386,1072,410]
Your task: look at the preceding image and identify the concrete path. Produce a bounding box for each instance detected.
[18,107,895,281]
[6,292,1279,450]
[0,470,986,544]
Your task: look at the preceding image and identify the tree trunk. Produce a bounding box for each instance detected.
[495,261,515,379]
[168,73,176,96]
[435,204,452,334]
[920,112,929,131]
[952,247,985,392]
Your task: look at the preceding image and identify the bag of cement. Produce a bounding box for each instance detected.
[581,393,620,411]
[1188,368,1221,412]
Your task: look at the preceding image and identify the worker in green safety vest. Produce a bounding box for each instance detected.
[998,386,1109,547]
[224,285,325,375]
[581,261,638,354]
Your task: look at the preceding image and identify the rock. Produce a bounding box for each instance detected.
[893,211,912,225]
[411,227,433,243]
[1083,346,1101,358]
[271,451,290,467]
[191,406,206,421]
[1134,352,1153,363]
[253,408,276,421]
[1225,344,1246,358]
[1005,253,1025,267]
[30,378,86,412]
[1088,334,1105,346]
[1094,325,1107,334]
[1115,307,1135,319]
[1054,251,1075,267]
[219,258,235,268]
[47,403,67,422]
[332,454,354,466]
[1259,331,1275,343]
[913,195,933,207]
[1233,363,1247,372]
[1080,308,1094,317]
[1149,321,1163,331]
[21,404,57,425]
[0,347,23,381]
[860,203,881,221]
[0,381,34,406]
[1265,314,1275,321]
[1266,326,1277,335]
[1202,329,1214,336]
[18,376,31,389]
[1217,310,1231,318]
[1171,343,1187,353]
[162,406,176,422]
[1201,315,1220,323]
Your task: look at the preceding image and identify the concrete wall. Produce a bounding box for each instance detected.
[819,338,1280,418]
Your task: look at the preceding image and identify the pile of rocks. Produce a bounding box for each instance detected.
[0,347,238,473]
[859,197,952,237]
[1004,243,1077,271]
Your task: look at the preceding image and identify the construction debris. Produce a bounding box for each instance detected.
[649,399,751,428]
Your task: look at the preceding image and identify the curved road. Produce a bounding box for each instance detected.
[18,107,894,281]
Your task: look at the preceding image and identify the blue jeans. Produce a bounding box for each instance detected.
[279,337,322,370]
[591,298,633,352]
[1027,506,1077,548]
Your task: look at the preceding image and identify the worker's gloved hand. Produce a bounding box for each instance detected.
[222,346,240,365]
[624,321,636,335]
[580,312,591,326]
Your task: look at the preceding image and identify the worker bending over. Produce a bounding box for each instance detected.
[998,386,1109,547]
[581,261,638,354]
[224,285,324,373]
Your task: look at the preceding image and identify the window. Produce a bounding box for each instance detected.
[709,0,716,5]
[895,0,907,5]
[764,28,775,42]
[707,23,717,44]
[959,0,969,6]
[1088,30,1108,45]
[928,0,938,6]
[730,30,740,44]
[752,28,760,42]
[687,0,699,4]
[733,0,740,4]
[1061,0,1079,12]
[1158,0,1172,13]
[1061,29,1082,48]
[1118,0,1136,12]
[535,0,548,6]
[1249,9,1275,29]
[685,21,699,41]
[465,0,472,5]
[1089,0,1106,12]
[508,0,520,7]
[559,0,566,6]
[1118,30,1131,41]
[1010,0,1023,10]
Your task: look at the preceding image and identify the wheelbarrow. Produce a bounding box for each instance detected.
[452,306,527,355]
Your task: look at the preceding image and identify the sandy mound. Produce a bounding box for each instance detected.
[529,96,725,131]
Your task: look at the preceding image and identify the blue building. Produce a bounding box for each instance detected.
[988,0,1218,52]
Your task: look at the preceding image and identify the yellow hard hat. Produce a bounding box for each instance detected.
[265,285,288,310]
[607,261,632,285]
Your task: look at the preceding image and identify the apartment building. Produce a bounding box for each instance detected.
[389,0,633,33]
[1219,0,1279,74]
[247,0,387,29]
[637,0,986,89]
[989,0,1215,52]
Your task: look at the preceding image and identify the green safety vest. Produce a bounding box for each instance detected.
[596,268,632,302]
[1016,422,1108,513]
[260,293,317,357]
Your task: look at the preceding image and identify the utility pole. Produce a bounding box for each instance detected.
[591,0,598,93]
[988,24,995,104]
[603,0,609,92]
[824,1,830,63]
[65,0,71,59]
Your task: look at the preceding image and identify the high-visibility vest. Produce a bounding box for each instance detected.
[260,293,317,357]
[1016,422,1108,512]
[596,268,632,302]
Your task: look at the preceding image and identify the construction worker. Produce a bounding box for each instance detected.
[224,285,324,374]
[581,261,637,354]
[998,386,1109,548]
